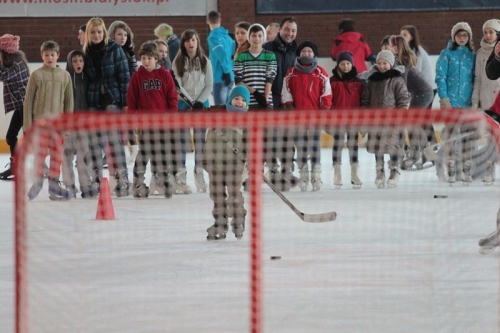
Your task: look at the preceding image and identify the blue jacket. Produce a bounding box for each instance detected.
[84,39,130,109]
[207,26,235,84]
[435,41,475,107]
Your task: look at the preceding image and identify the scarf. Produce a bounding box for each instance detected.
[294,56,318,74]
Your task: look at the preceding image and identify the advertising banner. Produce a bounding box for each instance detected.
[0,0,216,17]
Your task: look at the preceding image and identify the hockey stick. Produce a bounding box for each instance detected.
[213,129,337,223]
[173,79,336,222]
[423,131,477,162]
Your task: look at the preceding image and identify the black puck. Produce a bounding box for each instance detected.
[270,256,281,260]
[434,195,448,198]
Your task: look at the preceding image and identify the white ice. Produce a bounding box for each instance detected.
[0,148,499,333]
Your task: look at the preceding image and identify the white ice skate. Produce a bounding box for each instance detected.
[447,160,456,186]
[298,165,309,192]
[386,167,400,188]
[482,161,496,186]
[350,163,362,189]
[333,164,342,189]
[374,169,385,189]
[311,165,323,191]
[194,166,207,193]
[462,160,472,186]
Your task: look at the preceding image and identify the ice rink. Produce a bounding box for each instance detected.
[1,147,500,333]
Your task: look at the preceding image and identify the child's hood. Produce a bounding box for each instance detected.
[367,64,405,81]
[66,50,85,76]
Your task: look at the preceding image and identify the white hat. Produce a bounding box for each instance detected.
[451,22,472,40]
[483,19,500,32]
[248,23,266,43]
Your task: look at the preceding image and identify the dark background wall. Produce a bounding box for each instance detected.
[1,0,500,62]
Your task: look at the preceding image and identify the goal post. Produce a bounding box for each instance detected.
[14,108,500,333]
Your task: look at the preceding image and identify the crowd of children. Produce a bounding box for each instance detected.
[1,14,499,240]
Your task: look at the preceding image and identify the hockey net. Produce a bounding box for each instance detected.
[14,109,500,333]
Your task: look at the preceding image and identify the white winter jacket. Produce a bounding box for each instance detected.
[472,39,500,110]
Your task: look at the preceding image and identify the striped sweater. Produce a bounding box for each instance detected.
[234,50,277,108]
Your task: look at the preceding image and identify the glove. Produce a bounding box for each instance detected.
[439,98,451,109]
[193,101,205,109]
[222,73,232,86]
[253,90,268,107]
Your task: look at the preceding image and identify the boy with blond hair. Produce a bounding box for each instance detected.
[24,40,74,200]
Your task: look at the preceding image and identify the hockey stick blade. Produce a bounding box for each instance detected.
[262,176,337,223]
[423,131,477,162]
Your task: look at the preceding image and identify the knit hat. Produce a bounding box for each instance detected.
[337,51,354,65]
[248,23,267,43]
[376,50,395,67]
[0,34,20,54]
[451,22,472,39]
[483,19,500,33]
[227,85,250,112]
[296,40,319,57]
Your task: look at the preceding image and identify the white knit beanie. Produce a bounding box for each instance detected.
[483,19,500,33]
[248,23,267,43]
[451,22,472,39]
[376,50,395,67]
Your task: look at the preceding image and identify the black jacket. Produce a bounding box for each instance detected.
[263,35,297,108]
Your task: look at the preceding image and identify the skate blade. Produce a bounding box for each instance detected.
[334,185,342,189]
[479,246,498,254]
[352,185,362,189]
[462,182,471,187]
[49,195,70,201]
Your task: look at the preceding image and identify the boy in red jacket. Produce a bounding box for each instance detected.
[282,40,332,192]
[127,41,178,198]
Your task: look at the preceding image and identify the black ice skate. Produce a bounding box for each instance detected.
[80,185,98,199]
[66,184,78,198]
[479,231,500,254]
[0,157,14,181]
[48,178,71,201]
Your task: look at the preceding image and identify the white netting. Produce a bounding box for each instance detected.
[15,109,500,333]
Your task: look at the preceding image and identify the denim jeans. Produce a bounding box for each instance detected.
[212,82,233,105]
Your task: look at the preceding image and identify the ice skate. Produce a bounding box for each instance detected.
[80,185,98,199]
[194,166,207,193]
[231,216,246,240]
[27,178,44,201]
[91,168,102,192]
[386,167,400,188]
[0,157,14,181]
[311,165,322,191]
[280,167,298,192]
[48,178,71,201]
[207,214,228,241]
[446,160,456,186]
[114,169,131,197]
[173,168,192,194]
[401,147,423,170]
[149,172,164,195]
[482,161,495,186]
[157,171,173,198]
[298,165,309,191]
[333,163,342,189]
[479,230,500,254]
[350,163,362,189]
[462,160,472,186]
[374,168,385,189]
[66,184,78,198]
[132,173,150,199]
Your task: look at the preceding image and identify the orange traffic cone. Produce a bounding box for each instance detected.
[96,177,115,220]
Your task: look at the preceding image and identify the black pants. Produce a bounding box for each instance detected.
[6,109,23,156]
